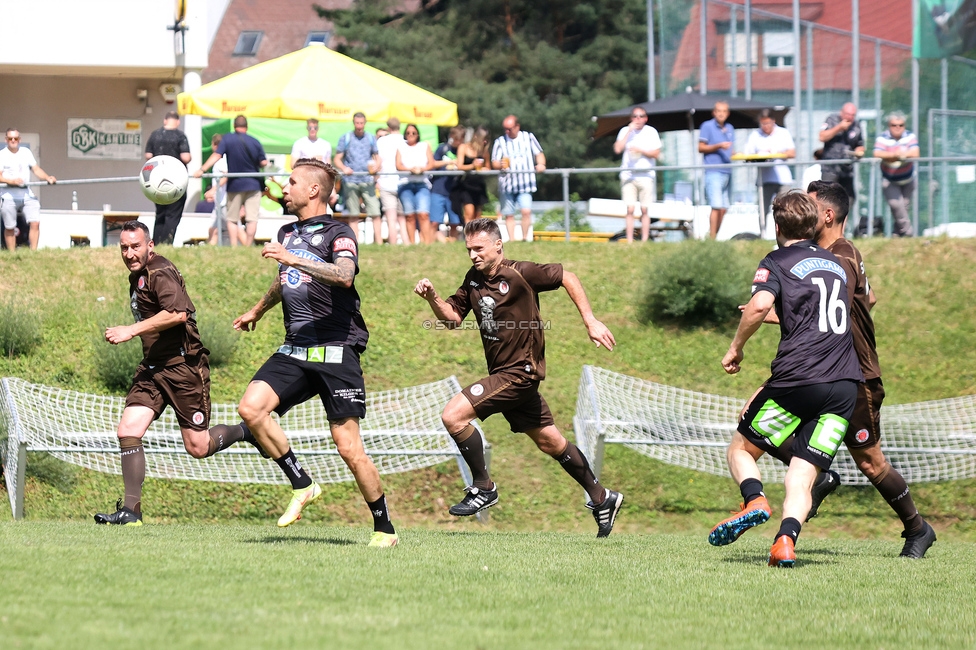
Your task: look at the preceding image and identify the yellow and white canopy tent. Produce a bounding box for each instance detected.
[178,43,458,126]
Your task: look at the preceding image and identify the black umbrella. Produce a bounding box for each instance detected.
[593,92,789,139]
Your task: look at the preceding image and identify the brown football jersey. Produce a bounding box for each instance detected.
[128,254,204,366]
[827,238,881,380]
[445,259,563,379]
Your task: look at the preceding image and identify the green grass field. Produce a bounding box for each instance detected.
[1,238,976,647]
[1,522,974,649]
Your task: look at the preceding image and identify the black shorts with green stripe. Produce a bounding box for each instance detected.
[738,379,858,470]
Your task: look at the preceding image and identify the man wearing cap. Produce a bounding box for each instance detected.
[144,111,191,245]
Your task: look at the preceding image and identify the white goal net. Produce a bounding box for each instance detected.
[574,365,976,485]
[1,376,476,519]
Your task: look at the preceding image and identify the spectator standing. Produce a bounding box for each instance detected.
[334,111,381,240]
[453,126,491,225]
[491,115,545,242]
[195,115,268,247]
[819,102,865,210]
[396,124,435,244]
[430,126,465,241]
[744,109,796,218]
[376,118,406,245]
[698,102,735,239]
[0,128,56,251]
[613,107,662,243]
[873,111,919,237]
[290,118,332,164]
[144,111,191,245]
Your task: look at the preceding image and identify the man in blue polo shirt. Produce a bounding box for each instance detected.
[698,102,735,239]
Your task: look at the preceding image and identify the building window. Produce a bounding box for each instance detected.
[763,32,795,70]
[233,31,263,56]
[305,31,332,47]
[724,33,758,69]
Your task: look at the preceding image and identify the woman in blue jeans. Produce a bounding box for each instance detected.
[396,124,435,244]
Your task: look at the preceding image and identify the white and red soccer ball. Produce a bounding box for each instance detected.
[139,155,189,205]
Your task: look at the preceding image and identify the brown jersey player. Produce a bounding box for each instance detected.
[415,218,623,537]
[94,221,260,526]
[807,181,935,558]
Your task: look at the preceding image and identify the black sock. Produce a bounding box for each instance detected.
[450,425,492,491]
[205,423,246,457]
[777,517,802,543]
[366,494,396,534]
[739,478,765,507]
[552,441,605,503]
[274,448,313,489]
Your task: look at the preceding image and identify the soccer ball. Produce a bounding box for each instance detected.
[139,155,189,205]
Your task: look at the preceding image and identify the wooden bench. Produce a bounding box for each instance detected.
[586,198,695,239]
[534,231,615,243]
[182,237,209,246]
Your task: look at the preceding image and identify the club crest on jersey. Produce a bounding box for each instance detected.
[789,257,847,283]
[192,411,205,426]
[854,428,870,443]
[311,234,324,246]
[137,276,146,290]
[499,281,509,295]
[470,384,484,396]
[753,269,769,283]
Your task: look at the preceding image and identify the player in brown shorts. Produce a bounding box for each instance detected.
[415,217,624,537]
[806,181,935,558]
[94,221,260,526]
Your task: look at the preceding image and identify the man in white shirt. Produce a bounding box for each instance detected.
[614,108,662,242]
[0,128,56,250]
[290,118,332,164]
[376,117,406,244]
[744,110,796,218]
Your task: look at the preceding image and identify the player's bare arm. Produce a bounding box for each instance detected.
[723,290,775,374]
[234,276,282,332]
[561,271,615,350]
[105,309,187,345]
[262,242,356,289]
[414,278,462,326]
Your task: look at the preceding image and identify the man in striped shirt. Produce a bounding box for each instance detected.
[491,115,546,242]
[873,111,919,237]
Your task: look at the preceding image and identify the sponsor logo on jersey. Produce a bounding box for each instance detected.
[311,234,324,246]
[304,224,324,233]
[753,268,770,283]
[192,411,205,426]
[283,268,311,288]
[288,249,325,263]
[499,281,510,295]
[470,384,484,396]
[789,257,848,283]
[855,428,870,443]
[469,281,480,288]
[283,236,290,247]
[137,276,146,290]
[334,237,357,254]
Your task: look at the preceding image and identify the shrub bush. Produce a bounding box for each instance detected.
[198,315,239,368]
[0,299,43,357]
[91,331,142,392]
[637,240,755,327]
[535,192,591,232]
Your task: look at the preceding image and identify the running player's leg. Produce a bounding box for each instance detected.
[239,358,321,526]
[330,417,397,545]
[845,378,934,556]
[94,405,154,525]
[708,431,772,546]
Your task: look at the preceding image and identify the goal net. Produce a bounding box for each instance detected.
[1,376,476,519]
[574,365,976,485]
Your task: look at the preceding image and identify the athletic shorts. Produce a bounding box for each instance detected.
[251,344,366,420]
[1,194,40,228]
[738,379,858,470]
[499,191,533,216]
[125,354,211,431]
[461,370,554,434]
[845,377,885,449]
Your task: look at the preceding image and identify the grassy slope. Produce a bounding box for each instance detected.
[1,523,974,649]
[1,238,975,540]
